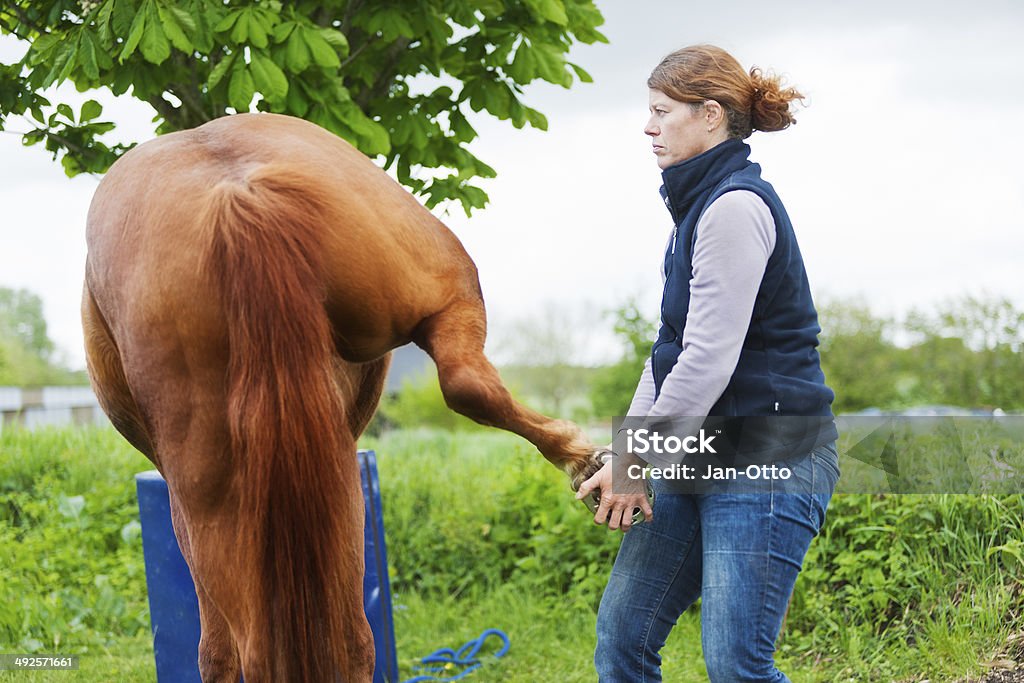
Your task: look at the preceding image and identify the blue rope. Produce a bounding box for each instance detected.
[402,628,510,683]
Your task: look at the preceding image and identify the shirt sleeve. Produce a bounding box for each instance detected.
[648,189,776,418]
[625,356,657,417]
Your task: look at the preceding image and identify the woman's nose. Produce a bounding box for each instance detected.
[644,120,658,136]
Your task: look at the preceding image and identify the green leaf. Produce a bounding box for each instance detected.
[57,103,74,122]
[41,41,74,88]
[29,34,59,62]
[120,2,148,61]
[471,0,505,14]
[214,9,241,33]
[303,28,341,69]
[364,10,415,42]
[246,10,270,49]
[272,20,296,43]
[230,12,250,44]
[448,109,477,142]
[140,2,171,65]
[207,52,236,89]
[188,2,216,53]
[336,103,390,155]
[319,29,349,58]
[507,42,537,82]
[285,80,309,116]
[112,0,137,36]
[22,129,46,146]
[509,99,526,128]
[168,6,196,33]
[95,1,116,43]
[532,42,570,87]
[157,3,194,54]
[228,65,255,111]
[284,31,311,72]
[526,0,568,25]
[524,106,547,131]
[140,22,171,64]
[250,54,288,103]
[568,61,593,84]
[78,31,100,80]
[481,80,512,118]
[80,100,103,122]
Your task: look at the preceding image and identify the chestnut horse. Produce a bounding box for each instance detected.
[82,113,601,682]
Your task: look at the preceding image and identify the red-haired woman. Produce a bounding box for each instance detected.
[576,45,840,682]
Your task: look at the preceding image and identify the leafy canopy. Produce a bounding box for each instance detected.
[0,0,606,214]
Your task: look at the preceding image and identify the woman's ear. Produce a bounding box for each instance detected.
[704,100,725,130]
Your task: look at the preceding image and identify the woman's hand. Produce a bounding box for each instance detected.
[575,455,654,532]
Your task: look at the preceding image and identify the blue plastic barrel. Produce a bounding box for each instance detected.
[135,450,399,682]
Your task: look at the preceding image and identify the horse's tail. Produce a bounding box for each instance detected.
[205,167,370,681]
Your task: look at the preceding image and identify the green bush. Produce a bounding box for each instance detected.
[0,428,152,653]
[1,426,1021,682]
[374,372,486,432]
[367,428,617,604]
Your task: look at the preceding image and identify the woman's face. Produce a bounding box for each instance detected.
[645,89,712,170]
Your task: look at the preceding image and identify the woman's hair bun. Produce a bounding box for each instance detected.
[749,67,804,132]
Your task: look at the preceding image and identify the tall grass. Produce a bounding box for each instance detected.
[0,426,1021,682]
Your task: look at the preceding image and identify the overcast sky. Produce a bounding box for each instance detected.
[1,0,1022,370]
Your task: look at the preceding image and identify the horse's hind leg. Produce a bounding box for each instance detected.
[81,284,155,460]
[414,300,600,487]
[169,494,241,682]
[334,354,391,439]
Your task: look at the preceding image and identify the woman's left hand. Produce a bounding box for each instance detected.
[575,457,654,532]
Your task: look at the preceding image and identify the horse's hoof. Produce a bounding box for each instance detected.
[579,478,655,526]
[570,448,611,492]
[573,449,655,526]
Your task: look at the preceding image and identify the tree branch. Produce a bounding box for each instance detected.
[169,54,212,126]
[354,37,410,111]
[5,5,50,37]
[340,0,365,34]
[146,95,180,128]
[339,36,375,71]
[35,127,90,158]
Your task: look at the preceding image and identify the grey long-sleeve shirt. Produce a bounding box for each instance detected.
[626,189,777,419]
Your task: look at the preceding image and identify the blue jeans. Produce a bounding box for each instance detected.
[595,441,840,682]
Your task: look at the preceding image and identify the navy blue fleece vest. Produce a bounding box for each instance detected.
[651,138,835,418]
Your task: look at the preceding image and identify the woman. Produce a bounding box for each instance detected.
[576,45,841,682]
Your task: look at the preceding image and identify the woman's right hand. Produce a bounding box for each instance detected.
[575,457,654,532]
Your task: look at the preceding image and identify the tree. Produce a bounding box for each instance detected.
[0,286,86,385]
[0,0,606,214]
[589,300,656,419]
[494,302,592,416]
[816,298,905,413]
[903,295,1024,410]
[0,287,55,359]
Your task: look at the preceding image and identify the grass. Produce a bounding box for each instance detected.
[0,426,1021,682]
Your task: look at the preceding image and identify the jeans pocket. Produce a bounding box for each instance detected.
[812,442,841,490]
[809,442,840,532]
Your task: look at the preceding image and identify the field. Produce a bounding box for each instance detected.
[1,426,1022,682]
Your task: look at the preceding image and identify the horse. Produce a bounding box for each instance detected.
[82,112,603,682]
